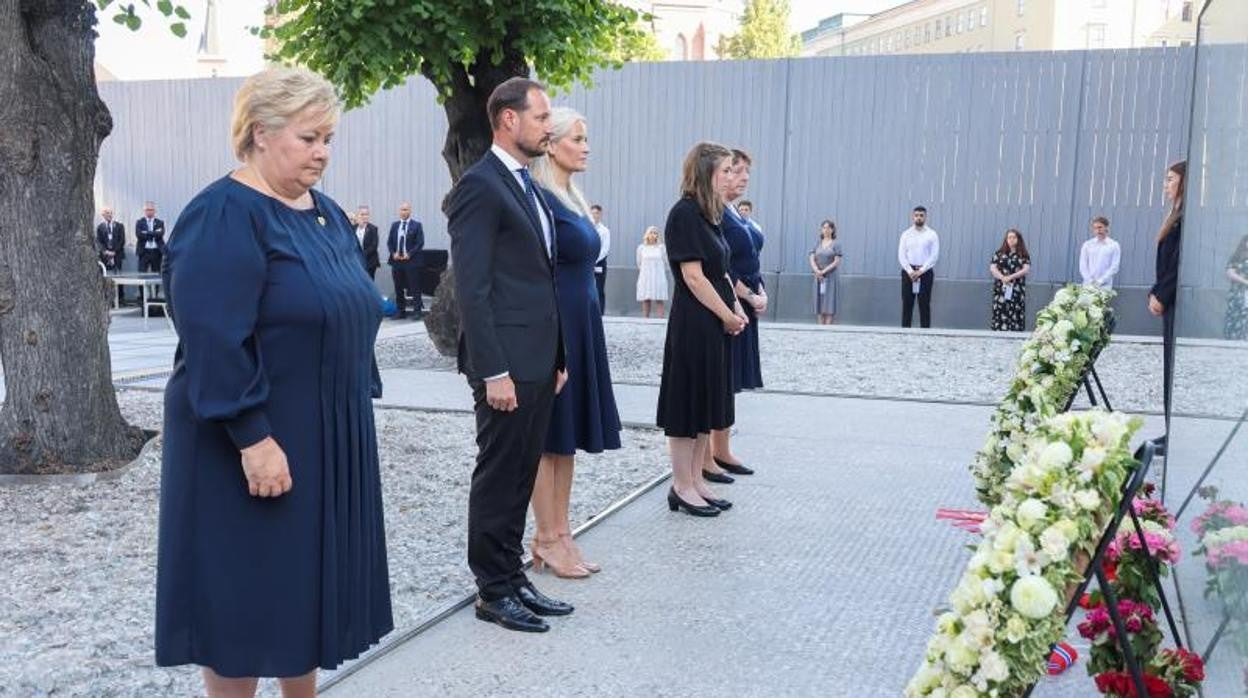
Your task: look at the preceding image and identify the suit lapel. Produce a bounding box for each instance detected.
[485,152,550,261]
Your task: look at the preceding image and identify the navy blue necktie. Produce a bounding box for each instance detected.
[517,167,541,223]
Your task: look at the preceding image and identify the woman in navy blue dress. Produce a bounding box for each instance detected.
[704,149,766,483]
[529,107,621,577]
[156,68,391,697]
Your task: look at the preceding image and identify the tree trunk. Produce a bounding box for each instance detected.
[422,48,529,357]
[0,1,146,474]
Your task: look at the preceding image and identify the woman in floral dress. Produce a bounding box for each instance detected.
[1226,234,1248,340]
[989,228,1030,331]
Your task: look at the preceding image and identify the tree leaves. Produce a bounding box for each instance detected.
[717,0,803,59]
[262,1,654,109]
[96,0,191,34]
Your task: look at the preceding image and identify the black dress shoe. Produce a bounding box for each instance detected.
[715,457,754,476]
[516,583,574,616]
[666,488,720,517]
[703,496,733,511]
[702,469,735,484]
[475,596,549,632]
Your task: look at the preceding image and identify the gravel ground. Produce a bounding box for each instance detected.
[0,390,666,697]
[377,321,1243,418]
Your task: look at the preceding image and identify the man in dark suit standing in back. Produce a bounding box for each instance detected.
[135,201,166,273]
[96,206,127,305]
[354,205,380,280]
[449,77,570,633]
[387,202,424,319]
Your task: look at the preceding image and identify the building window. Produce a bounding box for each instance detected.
[1180,40,1191,46]
[1160,39,1169,47]
[924,23,932,43]
[934,19,942,38]
[1182,2,1193,21]
[1088,23,1106,48]
[1014,31,1025,50]
[1017,0,1025,17]
[674,33,687,60]
[981,6,989,27]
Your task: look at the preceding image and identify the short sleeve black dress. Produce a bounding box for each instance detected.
[656,197,736,438]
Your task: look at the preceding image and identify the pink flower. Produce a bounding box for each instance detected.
[1208,540,1248,568]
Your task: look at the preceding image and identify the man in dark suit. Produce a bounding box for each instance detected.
[354,205,380,280]
[387,202,424,319]
[449,77,570,633]
[96,207,127,305]
[135,201,167,273]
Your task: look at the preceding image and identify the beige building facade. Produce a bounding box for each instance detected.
[803,0,1198,57]
[624,0,743,60]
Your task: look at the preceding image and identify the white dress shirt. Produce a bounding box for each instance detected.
[144,217,158,249]
[594,222,611,268]
[898,226,940,273]
[355,224,367,248]
[490,144,552,257]
[1079,236,1121,289]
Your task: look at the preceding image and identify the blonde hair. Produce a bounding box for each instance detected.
[231,67,340,161]
[529,106,592,217]
[643,226,660,244]
[680,142,732,224]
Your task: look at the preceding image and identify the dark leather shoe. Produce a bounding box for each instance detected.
[703,496,733,511]
[702,469,735,484]
[715,457,754,475]
[475,596,549,632]
[516,583,574,616]
[666,488,720,517]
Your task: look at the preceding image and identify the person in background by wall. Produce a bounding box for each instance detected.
[1225,234,1248,341]
[387,203,424,319]
[808,220,842,325]
[1079,216,1120,289]
[354,205,380,280]
[737,200,760,232]
[591,204,610,312]
[989,228,1031,332]
[898,206,939,328]
[1148,161,1185,456]
[636,226,668,318]
[135,201,166,274]
[97,207,128,305]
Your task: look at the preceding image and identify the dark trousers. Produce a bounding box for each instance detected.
[594,261,607,312]
[901,268,934,328]
[390,263,422,316]
[139,251,162,273]
[467,375,556,600]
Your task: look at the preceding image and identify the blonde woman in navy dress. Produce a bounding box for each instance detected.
[528,107,622,575]
[156,68,391,697]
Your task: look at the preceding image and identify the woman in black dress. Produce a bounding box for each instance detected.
[988,228,1031,331]
[156,68,392,697]
[657,142,747,516]
[1149,160,1185,449]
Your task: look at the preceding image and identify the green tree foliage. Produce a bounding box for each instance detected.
[608,21,668,63]
[95,0,192,37]
[717,0,802,59]
[263,1,651,111]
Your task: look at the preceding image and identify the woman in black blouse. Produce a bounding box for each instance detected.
[1149,160,1185,449]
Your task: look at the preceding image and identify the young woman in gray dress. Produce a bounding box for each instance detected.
[808,220,843,324]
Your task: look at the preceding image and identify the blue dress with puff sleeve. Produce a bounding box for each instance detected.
[541,189,621,455]
[155,176,392,678]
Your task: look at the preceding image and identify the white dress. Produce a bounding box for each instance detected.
[635,243,669,301]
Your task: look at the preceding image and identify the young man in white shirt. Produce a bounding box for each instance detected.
[590,204,609,311]
[897,205,940,328]
[1078,216,1121,289]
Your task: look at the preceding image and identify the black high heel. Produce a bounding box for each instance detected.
[667,488,720,517]
[702,496,732,511]
[702,469,735,484]
[714,457,754,476]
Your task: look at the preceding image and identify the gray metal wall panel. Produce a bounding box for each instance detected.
[95,48,1216,315]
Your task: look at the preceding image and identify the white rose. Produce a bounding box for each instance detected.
[950,686,979,698]
[1016,498,1049,531]
[979,649,1009,682]
[1004,615,1029,643]
[1090,416,1127,446]
[1089,306,1104,321]
[944,638,979,672]
[1040,525,1070,560]
[1074,489,1101,511]
[1010,576,1059,619]
[1038,441,1074,469]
